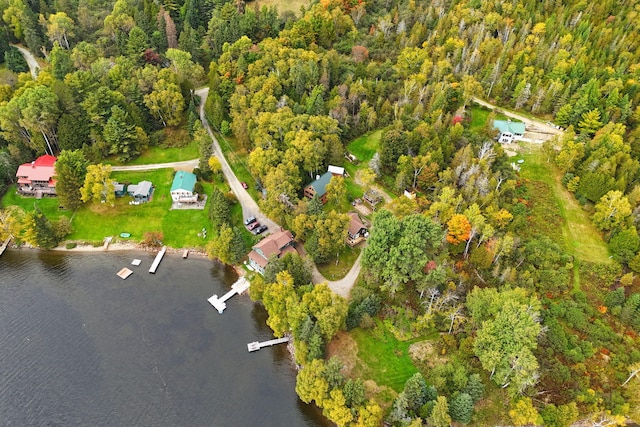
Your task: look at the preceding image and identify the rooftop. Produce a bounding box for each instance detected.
[493,119,526,135]
[16,155,57,182]
[307,171,333,197]
[171,171,197,193]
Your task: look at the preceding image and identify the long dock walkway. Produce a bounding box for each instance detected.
[208,277,250,314]
[0,237,10,256]
[149,246,167,273]
[247,336,290,352]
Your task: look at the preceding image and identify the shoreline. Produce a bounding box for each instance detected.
[7,240,246,277]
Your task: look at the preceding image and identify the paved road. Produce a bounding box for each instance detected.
[472,96,563,136]
[111,159,199,171]
[10,44,40,79]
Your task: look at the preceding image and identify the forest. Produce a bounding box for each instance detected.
[1,0,640,425]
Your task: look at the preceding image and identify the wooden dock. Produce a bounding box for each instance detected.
[117,267,133,279]
[0,237,10,256]
[149,246,167,273]
[208,277,250,314]
[247,336,290,352]
[182,249,189,258]
[103,236,113,250]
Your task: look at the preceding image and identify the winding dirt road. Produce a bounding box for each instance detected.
[10,44,40,79]
[195,88,279,231]
[195,87,361,297]
[111,160,199,171]
[472,96,563,136]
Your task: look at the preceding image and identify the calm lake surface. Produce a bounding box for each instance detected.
[0,249,329,426]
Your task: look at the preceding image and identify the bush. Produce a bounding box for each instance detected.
[65,242,77,249]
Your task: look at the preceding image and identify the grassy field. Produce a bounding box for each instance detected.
[470,105,491,129]
[516,144,611,265]
[2,168,216,249]
[316,245,361,280]
[108,133,199,166]
[213,132,262,199]
[349,320,419,392]
[246,0,310,16]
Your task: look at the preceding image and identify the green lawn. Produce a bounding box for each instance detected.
[516,144,611,265]
[212,133,261,199]
[2,168,214,249]
[470,105,491,130]
[350,320,419,392]
[316,245,361,280]
[347,130,381,163]
[108,141,199,166]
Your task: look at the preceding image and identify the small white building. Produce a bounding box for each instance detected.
[328,165,345,177]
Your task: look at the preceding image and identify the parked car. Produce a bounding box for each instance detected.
[244,216,256,225]
[254,224,268,235]
[247,221,260,231]
[241,182,249,189]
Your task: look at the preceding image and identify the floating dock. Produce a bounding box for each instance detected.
[208,277,250,314]
[117,267,133,279]
[131,259,141,266]
[149,246,167,273]
[247,336,290,352]
[182,249,189,258]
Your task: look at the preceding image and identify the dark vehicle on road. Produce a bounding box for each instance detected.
[254,225,268,235]
[244,216,256,225]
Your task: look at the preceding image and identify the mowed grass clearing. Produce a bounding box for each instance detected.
[2,168,214,249]
[516,144,610,264]
[349,320,418,392]
[246,0,310,16]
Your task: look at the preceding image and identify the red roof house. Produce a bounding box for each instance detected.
[248,229,297,274]
[16,155,57,197]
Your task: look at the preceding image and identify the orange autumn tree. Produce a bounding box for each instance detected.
[446,214,471,244]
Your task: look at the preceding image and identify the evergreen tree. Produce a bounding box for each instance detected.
[104,106,142,162]
[55,149,88,211]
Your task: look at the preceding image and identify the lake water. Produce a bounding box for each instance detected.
[0,250,329,426]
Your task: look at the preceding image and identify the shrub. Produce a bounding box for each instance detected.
[65,242,77,249]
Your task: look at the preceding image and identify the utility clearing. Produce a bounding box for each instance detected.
[517,143,611,266]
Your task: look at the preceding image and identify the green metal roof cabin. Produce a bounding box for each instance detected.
[170,171,197,202]
[303,171,333,204]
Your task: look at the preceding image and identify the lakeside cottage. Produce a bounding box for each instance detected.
[15,155,57,198]
[248,229,297,275]
[127,180,154,203]
[493,119,525,144]
[303,171,333,204]
[170,171,198,203]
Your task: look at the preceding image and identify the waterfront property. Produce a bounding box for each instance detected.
[15,154,57,197]
[247,230,297,275]
[493,119,525,144]
[113,182,127,197]
[127,180,154,203]
[303,171,333,204]
[170,171,198,203]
